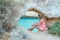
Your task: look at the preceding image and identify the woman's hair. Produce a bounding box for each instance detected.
[38,14,43,18]
[38,14,48,21]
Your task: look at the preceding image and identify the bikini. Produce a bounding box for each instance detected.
[37,19,47,31]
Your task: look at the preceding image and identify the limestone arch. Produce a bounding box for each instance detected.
[29,8,47,16]
[27,8,60,27]
[28,8,48,21]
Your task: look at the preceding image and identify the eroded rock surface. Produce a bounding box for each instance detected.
[0,0,60,40]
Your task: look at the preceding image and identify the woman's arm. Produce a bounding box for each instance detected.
[32,19,42,26]
[37,19,43,25]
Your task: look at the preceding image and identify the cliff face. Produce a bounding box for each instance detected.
[19,0,60,18]
[0,0,30,40]
[0,0,60,40]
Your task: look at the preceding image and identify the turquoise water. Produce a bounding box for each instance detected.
[17,17,39,32]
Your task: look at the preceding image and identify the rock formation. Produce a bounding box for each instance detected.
[0,0,60,40]
[0,0,33,40]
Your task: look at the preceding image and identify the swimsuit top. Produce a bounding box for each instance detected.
[37,19,47,30]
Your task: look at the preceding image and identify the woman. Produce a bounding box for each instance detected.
[28,14,47,31]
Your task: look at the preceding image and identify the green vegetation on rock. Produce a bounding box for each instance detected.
[48,21,60,36]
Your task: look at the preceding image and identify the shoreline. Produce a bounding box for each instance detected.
[21,16,39,18]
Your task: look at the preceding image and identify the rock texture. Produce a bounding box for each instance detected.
[18,0,60,18]
[0,0,32,40]
[0,0,60,40]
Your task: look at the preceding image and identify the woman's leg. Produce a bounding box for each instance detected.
[36,26,41,31]
[28,26,36,31]
[36,26,46,31]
